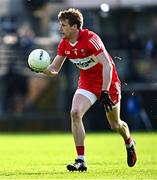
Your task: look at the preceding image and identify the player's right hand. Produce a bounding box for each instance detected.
[99,90,115,112]
[43,65,58,76]
[43,68,51,75]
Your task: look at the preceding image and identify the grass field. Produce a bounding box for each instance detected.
[0,132,157,179]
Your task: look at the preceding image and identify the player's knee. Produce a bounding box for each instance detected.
[70,108,82,120]
[110,121,121,131]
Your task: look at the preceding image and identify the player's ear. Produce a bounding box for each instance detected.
[72,24,78,29]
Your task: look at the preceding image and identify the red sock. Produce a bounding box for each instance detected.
[125,137,132,145]
[76,146,84,156]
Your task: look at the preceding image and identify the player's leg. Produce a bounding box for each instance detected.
[105,102,137,167]
[106,102,130,139]
[67,89,97,171]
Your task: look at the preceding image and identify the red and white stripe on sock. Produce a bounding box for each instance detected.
[125,137,134,148]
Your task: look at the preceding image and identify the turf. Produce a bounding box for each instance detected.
[0,132,157,179]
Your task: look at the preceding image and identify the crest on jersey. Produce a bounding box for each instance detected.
[81,49,86,55]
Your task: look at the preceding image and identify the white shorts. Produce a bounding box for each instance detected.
[75,88,120,109]
[75,89,97,105]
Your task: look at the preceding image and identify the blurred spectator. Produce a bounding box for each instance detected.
[145,35,157,60]
[3,26,35,113]
[124,93,153,131]
[146,38,154,60]
[18,25,35,51]
[127,31,143,59]
[126,31,143,82]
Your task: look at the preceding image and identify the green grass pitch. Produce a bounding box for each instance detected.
[0,132,157,179]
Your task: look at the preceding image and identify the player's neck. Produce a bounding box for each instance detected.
[69,30,79,44]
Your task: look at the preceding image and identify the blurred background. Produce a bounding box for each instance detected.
[0,0,157,132]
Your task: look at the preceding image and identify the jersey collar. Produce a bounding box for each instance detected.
[69,29,83,46]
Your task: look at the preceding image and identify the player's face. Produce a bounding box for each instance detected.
[59,19,76,40]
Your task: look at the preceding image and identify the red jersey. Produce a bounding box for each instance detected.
[57,29,121,103]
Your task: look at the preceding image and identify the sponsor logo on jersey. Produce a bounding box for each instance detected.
[75,58,95,68]
[70,55,98,70]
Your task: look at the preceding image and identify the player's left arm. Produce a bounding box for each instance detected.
[88,33,114,111]
[96,51,115,111]
[96,51,113,91]
[88,34,113,91]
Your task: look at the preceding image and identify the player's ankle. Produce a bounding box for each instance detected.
[77,155,85,161]
[125,137,134,148]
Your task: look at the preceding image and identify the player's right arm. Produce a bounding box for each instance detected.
[43,38,66,77]
[43,55,66,77]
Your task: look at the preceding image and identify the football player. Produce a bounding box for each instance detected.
[36,8,137,171]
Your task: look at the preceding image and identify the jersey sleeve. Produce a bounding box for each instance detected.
[87,33,104,56]
[57,39,66,56]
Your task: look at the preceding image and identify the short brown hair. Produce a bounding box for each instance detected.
[58,8,83,29]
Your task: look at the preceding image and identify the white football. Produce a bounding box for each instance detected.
[28,49,51,72]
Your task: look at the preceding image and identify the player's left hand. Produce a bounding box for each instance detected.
[99,90,115,112]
